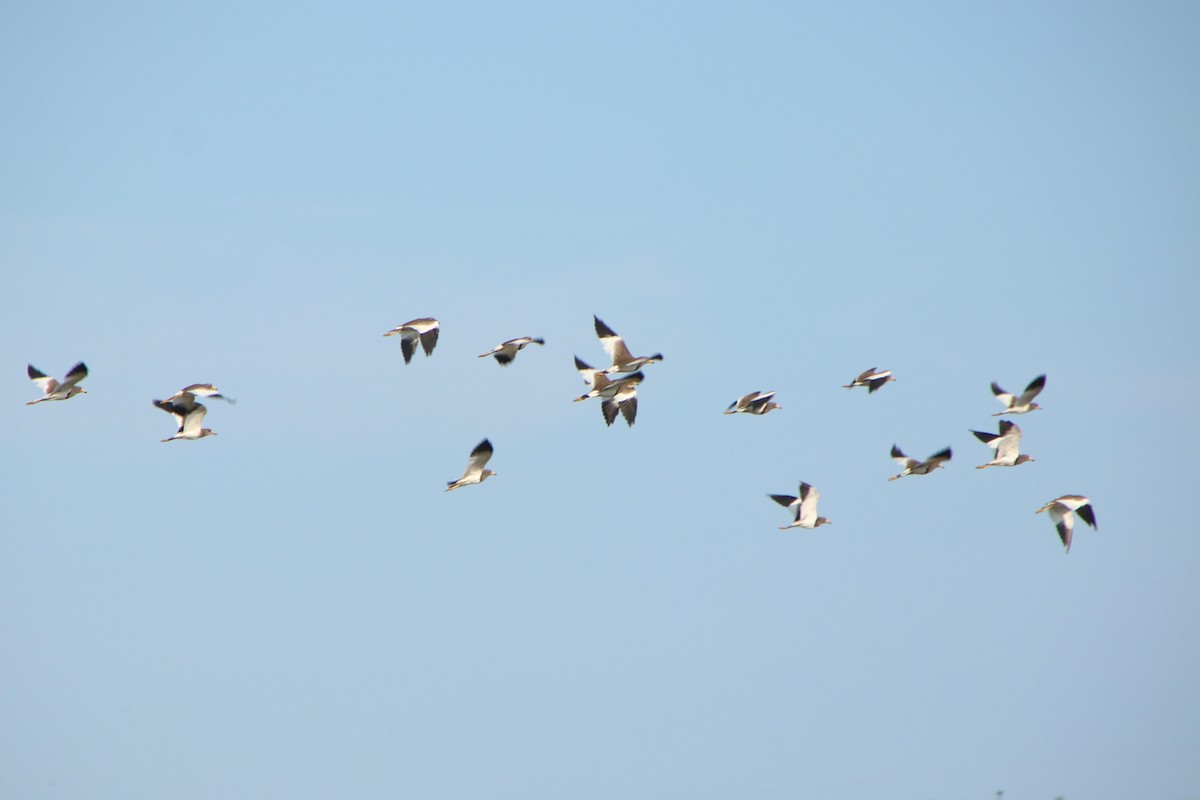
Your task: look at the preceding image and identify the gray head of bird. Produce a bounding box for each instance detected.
[1015,455,1035,465]
[815,517,831,526]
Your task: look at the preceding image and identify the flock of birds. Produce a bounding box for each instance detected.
[25,315,1097,552]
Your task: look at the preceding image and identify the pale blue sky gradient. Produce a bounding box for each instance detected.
[3,3,1199,799]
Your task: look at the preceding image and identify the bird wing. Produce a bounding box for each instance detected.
[27,365,58,395]
[618,392,638,426]
[890,445,917,470]
[925,447,953,466]
[574,356,603,388]
[1056,495,1096,529]
[1017,374,1046,405]
[796,483,820,526]
[419,326,439,356]
[972,430,1000,448]
[994,432,1020,463]
[399,329,419,364]
[60,362,88,390]
[178,402,209,437]
[594,316,636,367]
[855,368,877,383]
[600,398,620,426]
[153,399,188,429]
[154,396,204,433]
[769,494,798,509]
[463,439,494,475]
[991,382,1015,407]
[1047,505,1074,552]
[178,383,234,403]
[728,391,760,412]
[746,391,775,411]
[991,423,1021,462]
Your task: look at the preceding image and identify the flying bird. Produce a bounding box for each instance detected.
[384,318,440,364]
[573,357,645,425]
[478,336,545,366]
[769,482,832,530]
[971,420,1034,468]
[992,374,1046,415]
[26,362,88,405]
[1036,495,1097,553]
[153,392,219,442]
[888,445,952,481]
[842,368,895,394]
[446,438,497,491]
[593,315,663,374]
[725,390,782,415]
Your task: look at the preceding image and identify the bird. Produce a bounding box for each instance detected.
[725,390,782,415]
[478,336,545,366]
[384,318,440,364]
[1036,495,1097,553]
[768,482,832,530]
[573,357,645,425]
[446,438,497,491]
[153,391,219,442]
[992,374,1046,415]
[842,368,895,394]
[593,315,663,374]
[971,420,1034,468]
[26,362,88,405]
[888,445,952,480]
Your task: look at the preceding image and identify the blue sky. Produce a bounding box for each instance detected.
[3,2,1199,798]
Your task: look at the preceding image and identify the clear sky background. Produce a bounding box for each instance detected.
[2,2,1198,799]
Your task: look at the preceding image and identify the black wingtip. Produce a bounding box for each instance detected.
[594,316,617,338]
